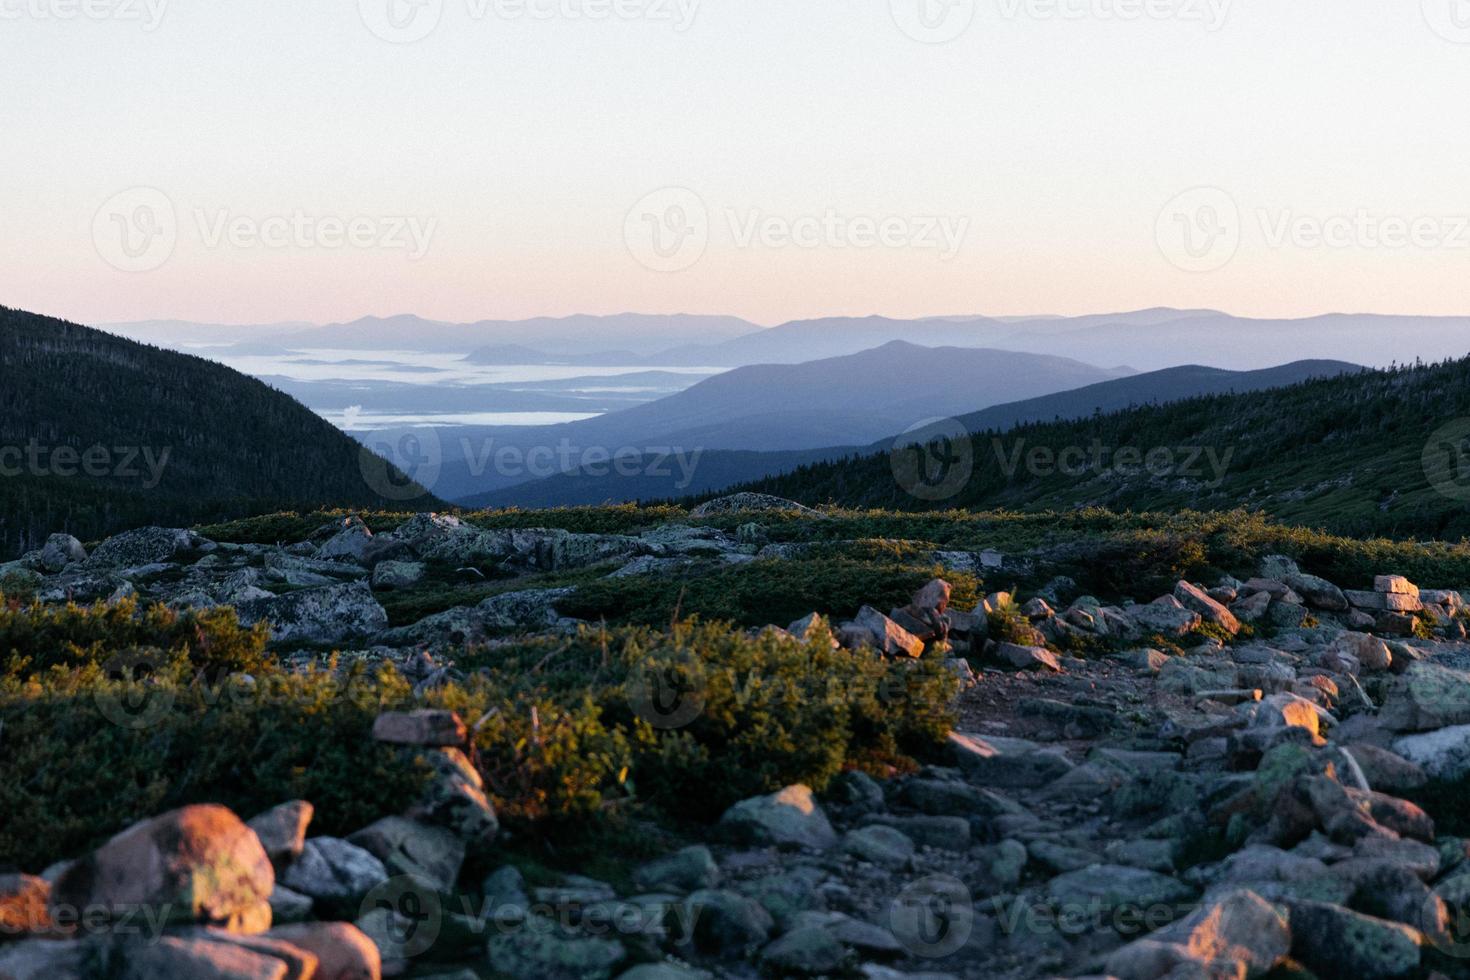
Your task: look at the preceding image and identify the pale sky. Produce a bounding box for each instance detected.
[4,0,1470,327]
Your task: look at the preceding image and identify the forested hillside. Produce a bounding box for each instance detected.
[0,306,435,556]
[737,356,1470,539]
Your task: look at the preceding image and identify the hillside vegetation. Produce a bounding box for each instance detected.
[737,356,1470,540]
[0,306,435,557]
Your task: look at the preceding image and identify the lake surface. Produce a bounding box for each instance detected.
[187,347,721,429]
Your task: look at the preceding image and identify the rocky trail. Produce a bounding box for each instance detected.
[6,496,1470,978]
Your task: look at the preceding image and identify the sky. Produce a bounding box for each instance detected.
[4,0,1470,328]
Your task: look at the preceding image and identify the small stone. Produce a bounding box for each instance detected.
[371,710,467,747]
[718,785,837,851]
[841,826,915,870]
[995,642,1061,673]
[633,846,721,893]
[247,801,314,868]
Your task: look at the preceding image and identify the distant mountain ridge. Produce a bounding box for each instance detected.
[736,354,1470,539]
[117,308,1470,373]
[387,342,1132,502]
[462,357,1360,508]
[0,307,435,557]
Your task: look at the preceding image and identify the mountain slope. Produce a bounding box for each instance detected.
[735,355,1470,539]
[465,358,1359,508]
[402,343,1131,502]
[0,307,435,557]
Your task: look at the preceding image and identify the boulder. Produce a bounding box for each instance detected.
[632,846,721,893]
[680,889,774,956]
[487,923,627,980]
[688,493,818,518]
[1329,632,1393,673]
[1393,725,1470,781]
[718,785,837,851]
[841,826,915,870]
[1380,663,1470,731]
[51,804,273,930]
[1174,580,1241,634]
[0,937,93,978]
[247,801,314,868]
[115,933,311,979]
[37,533,87,572]
[1043,865,1195,920]
[318,520,375,563]
[946,731,1074,788]
[1231,590,1272,624]
[994,642,1061,673]
[237,582,388,645]
[852,606,924,658]
[370,561,425,591]
[1376,575,1420,596]
[347,817,465,893]
[381,588,576,646]
[280,838,388,916]
[760,926,848,975]
[1103,889,1290,980]
[1285,900,1422,979]
[414,747,500,844]
[1125,601,1202,637]
[1284,572,1349,611]
[88,527,207,568]
[268,922,382,980]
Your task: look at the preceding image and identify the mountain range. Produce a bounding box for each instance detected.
[463,359,1361,508]
[109,309,1470,374]
[375,342,1134,502]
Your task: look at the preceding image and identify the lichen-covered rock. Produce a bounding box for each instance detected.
[1285,899,1423,979]
[280,838,388,917]
[237,581,388,645]
[380,588,576,646]
[689,493,818,518]
[487,920,627,980]
[88,526,209,568]
[37,533,87,572]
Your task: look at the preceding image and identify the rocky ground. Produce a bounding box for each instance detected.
[6,495,1470,978]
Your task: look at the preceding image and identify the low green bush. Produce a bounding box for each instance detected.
[0,618,958,871]
[0,596,270,680]
[559,558,981,628]
[0,661,425,871]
